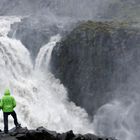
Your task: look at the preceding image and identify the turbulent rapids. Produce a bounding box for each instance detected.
[0,1,140,140]
[0,16,93,134]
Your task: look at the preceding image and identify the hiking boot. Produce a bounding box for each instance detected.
[16,124,21,128]
[4,130,8,134]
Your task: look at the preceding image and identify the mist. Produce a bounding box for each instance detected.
[0,0,140,22]
[0,1,140,140]
[93,47,140,140]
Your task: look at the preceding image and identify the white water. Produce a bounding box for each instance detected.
[0,16,93,134]
[35,34,61,71]
[1,15,139,140]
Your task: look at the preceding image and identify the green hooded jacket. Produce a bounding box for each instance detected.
[0,89,16,112]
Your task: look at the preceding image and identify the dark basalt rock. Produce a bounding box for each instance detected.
[0,127,117,140]
[51,21,140,115]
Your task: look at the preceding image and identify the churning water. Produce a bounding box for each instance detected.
[0,16,93,134]
[0,0,140,139]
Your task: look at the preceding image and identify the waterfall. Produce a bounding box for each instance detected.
[35,34,61,71]
[0,1,139,139]
[0,16,93,134]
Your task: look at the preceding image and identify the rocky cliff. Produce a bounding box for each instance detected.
[51,21,140,115]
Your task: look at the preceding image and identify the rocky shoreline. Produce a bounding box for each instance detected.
[0,127,116,140]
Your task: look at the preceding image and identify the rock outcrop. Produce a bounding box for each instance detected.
[51,21,140,115]
[0,127,116,140]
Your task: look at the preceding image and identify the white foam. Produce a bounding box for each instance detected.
[0,16,93,134]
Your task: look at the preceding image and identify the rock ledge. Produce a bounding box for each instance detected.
[0,127,117,140]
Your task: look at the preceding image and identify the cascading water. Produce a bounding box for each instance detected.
[35,34,61,71]
[0,1,140,140]
[0,16,93,134]
[0,16,136,140]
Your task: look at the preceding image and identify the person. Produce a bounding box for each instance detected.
[0,88,20,133]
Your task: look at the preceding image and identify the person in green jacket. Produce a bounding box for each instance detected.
[0,88,20,133]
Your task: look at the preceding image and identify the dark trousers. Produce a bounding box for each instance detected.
[3,111,18,132]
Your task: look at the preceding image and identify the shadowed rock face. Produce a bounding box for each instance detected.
[0,127,116,140]
[51,21,140,115]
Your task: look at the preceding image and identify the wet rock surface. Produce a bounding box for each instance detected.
[0,127,116,140]
[51,21,140,115]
